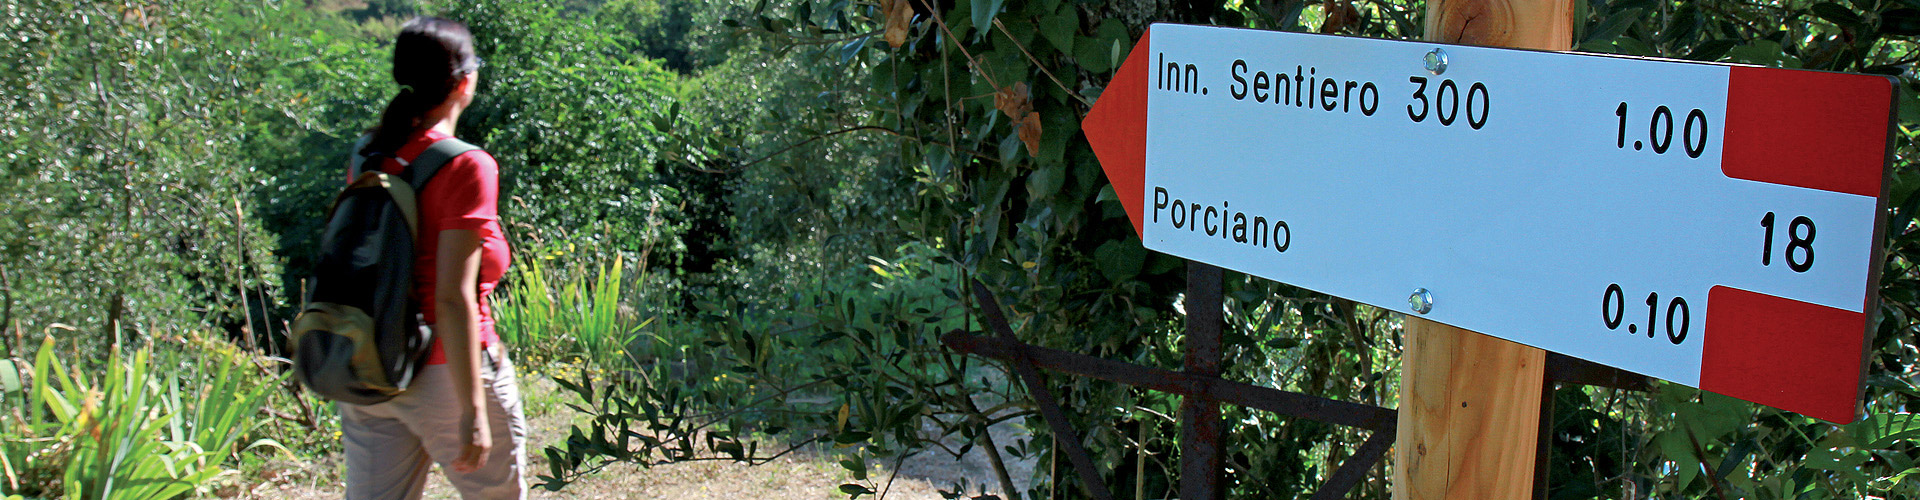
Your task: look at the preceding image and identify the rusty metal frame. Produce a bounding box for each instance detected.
[946,262,1398,500]
[948,260,1653,499]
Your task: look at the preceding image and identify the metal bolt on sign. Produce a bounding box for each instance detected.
[1409,288,1434,314]
[1424,48,1448,74]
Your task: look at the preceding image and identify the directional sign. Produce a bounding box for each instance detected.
[1084,24,1895,423]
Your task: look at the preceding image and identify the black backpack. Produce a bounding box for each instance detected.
[288,137,478,405]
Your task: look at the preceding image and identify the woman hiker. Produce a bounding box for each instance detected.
[338,16,527,500]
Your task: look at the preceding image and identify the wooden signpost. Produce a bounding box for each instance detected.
[1397,2,1567,499]
[1066,0,1896,497]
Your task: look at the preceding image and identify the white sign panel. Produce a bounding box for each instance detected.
[1088,23,1894,422]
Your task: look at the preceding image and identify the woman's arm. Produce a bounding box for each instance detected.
[434,228,491,473]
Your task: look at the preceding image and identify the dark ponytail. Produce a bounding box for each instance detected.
[360,16,479,159]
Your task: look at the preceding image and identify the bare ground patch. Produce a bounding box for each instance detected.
[239,374,1037,499]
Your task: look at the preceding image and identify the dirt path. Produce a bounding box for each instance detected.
[242,375,1035,500]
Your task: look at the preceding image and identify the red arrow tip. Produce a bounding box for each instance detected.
[1083,29,1152,237]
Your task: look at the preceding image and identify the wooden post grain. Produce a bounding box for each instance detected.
[1393,322,1548,499]
[1393,1,1573,499]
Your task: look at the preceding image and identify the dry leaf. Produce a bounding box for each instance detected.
[1320,0,1360,34]
[994,82,1032,120]
[882,0,915,48]
[1018,112,1042,156]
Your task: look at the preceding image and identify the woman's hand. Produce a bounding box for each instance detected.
[452,408,493,472]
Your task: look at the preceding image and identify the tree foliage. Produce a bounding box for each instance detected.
[540,0,1920,499]
[0,0,338,349]
[5,0,1920,499]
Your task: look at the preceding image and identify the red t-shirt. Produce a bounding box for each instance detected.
[360,129,510,365]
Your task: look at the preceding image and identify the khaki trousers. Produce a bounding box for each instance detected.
[338,345,528,500]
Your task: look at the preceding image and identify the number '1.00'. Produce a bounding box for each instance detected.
[1615,103,1708,158]
[1602,283,1689,345]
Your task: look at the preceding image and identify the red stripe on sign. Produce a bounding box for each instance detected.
[1721,67,1892,198]
[1083,29,1152,236]
[1700,286,1865,423]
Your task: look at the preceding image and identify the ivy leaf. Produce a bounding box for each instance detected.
[944,1,975,38]
[1025,161,1062,201]
[1093,239,1146,282]
[999,130,1024,164]
[1038,11,1078,54]
[1037,111,1075,165]
[971,0,1005,39]
[1097,19,1129,69]
[1074,35,1113,73]
[1655,430,1702,489]
[1681,393,1750,442]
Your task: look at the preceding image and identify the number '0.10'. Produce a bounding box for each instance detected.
[1615,102,1708,158]
[1601,283,1689,345]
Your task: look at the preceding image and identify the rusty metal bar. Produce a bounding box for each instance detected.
[954,272,1644,500]
[1536,376,1555,500]
[1537,353,1647,499]
[939,332,1399,431]
[955,266,1401,500]
[1180,262,1226,500]
[970,282,1114,500]
[1544,352,1652,392]
[1310,426,1396,500]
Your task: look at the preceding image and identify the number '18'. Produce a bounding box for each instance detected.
[1760,212,1816,272]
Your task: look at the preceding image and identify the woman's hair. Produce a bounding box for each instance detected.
[360,16,480,158]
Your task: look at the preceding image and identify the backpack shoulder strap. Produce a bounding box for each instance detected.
[402,138,481,189]
[348,134,375,178]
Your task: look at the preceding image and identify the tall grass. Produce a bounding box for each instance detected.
[493,251,651,371]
